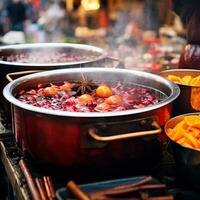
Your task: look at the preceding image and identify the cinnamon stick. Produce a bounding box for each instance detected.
[91,197,140,200]
[46,176,55,198]
[90,176,154,197]
[140,184,166,190]
[43,176,54,200]
[91,184,166,198]
[35,178,48,200]
[19,159,41,200]
[67,180,90,200]
[148,196,174,200]
[110,176,153,191]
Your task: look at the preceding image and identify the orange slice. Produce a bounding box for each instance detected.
[181,75,192,85]
[184,115,200,129]
[169,121,185,141]
[190,75,200,86]
[183,132,200,149]
[167,75,182,84]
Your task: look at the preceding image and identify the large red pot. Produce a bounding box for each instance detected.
[3,68,180,166]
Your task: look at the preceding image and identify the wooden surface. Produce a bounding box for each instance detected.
[0,141,30,200]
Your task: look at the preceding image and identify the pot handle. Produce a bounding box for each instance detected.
[6,70,43,82]
[105,56,123,68]
[88,121,161,142]
[105,56,120,62]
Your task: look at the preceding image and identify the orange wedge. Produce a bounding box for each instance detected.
[167,75,182,84]
[171,121,186,141]
[184,115,200,129]
[183,132,200,149]
[181,75,192,85]
[190,75,200,86]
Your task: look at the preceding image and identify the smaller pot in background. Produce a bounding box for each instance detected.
[160,69,200,116]
[0,43,117,122]
[165,113,200,189]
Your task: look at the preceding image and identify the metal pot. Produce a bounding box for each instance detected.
[0,43,109,67]
[0,43,112,119]
[160,69,200,115]
[3,68,180,166]
[165,113,200,189]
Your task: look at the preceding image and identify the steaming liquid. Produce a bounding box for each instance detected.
[126,83,168,102]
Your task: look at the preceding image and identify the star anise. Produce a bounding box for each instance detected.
[73,79,98,95]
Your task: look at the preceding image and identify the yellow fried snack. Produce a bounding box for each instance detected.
[167,115,200,150]
[167,75,200,86]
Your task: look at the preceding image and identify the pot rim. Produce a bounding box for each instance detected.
[3,68,180,118]
[161,69,200,73]
[0,43,107,67]
[160,69,200,88]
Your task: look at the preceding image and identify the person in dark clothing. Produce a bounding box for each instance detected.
[143,0,162,32]
[5,0,26,31]
[24,0,38,24]
[172,0,200,69]
[173,0,200,43]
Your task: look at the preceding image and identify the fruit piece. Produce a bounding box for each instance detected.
[43,86,58,96]
[184,115,200,129]
[60,82,74,91]
[177,137,185,145]
[96,84,112,98]
[181,75,192,85]
[167,74,200,86]
[182,142,193,149]
[78,94,93,105]
[167,114,200,150]
[170,121,185,141]
[183,132,200,149]
[104,95,122,106]
[190,75,200,86]
[167,75,182,84]
[95,103,111,112]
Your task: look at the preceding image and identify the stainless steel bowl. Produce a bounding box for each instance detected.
[160,69,200,115]
[4,67,180,119]
[165,113,200,189]
[0,43,109,119]
[0,43,107,67]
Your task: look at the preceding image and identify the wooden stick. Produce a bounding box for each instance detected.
[19,159,41,200]
[35,178,48,200]
[46,176,55,198]
[67,180,90,200]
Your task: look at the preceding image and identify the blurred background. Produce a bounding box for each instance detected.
[0,0,187,71]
